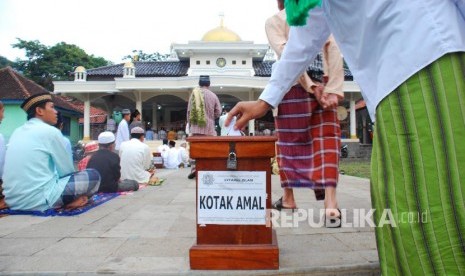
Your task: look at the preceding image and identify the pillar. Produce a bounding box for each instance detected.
[152,102,158,130]
[136,99,144,118]
[83,95,91,141]
[350,94,357,139]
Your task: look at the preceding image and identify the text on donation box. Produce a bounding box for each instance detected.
[197,171,266,225]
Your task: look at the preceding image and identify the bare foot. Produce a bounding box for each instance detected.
[325,208,341,218]
[64,195,88,210]
[0,198,8,210]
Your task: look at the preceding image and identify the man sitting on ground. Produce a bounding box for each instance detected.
[3,93,101,211]
[178,142,190,168]
[77,141,98,171]
[157,138,169,165]
[119,127,157,183]
[87,131,139,193]
[164,140,181,169]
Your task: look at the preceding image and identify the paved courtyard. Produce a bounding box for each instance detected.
[0,167,379,275]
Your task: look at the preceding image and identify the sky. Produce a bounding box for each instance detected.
[0,0,278,64]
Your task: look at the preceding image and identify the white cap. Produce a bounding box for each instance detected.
[98,131,115,144]
[131,126,145,134]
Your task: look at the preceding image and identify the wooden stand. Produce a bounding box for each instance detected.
[188,136,279,270]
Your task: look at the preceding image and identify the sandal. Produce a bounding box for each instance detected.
[272,197,297,212]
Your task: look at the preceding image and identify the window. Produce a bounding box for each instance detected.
[196,60,200,65]
[242,60,246,65]
[206,60,211,65]
[232,60,236,65]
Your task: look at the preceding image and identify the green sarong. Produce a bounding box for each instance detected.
[372,52,465,275]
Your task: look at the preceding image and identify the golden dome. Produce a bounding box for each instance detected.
[202,26,241,42]
[201,17,241,42]
[74,66,86,73]
[123,61,135,68]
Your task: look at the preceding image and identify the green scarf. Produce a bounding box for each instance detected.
[189,87,206,127]
[285,0,322,26]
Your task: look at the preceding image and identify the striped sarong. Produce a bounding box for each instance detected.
[54,168,101,207]
[371,52,465,275]
[275,85,340,190]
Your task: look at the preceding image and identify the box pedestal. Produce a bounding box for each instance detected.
[188,136,279,270]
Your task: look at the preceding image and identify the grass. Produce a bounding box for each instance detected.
[339,159,371,179]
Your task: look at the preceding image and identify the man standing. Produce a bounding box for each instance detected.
[119,126,155,184]
[187,75,222,136]
[106,115,116,133]
[227,1,465,274]
[265,0,344,225]
[3,93,100,211]
[87,131,138,193]
[115,108,131,152]
[186,75,222,179]
[129,109,143,132]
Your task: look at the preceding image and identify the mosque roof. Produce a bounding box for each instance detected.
[201,26,241,42]
[85,61,190,80]
[201,16,242,42]
[83,55,353,81]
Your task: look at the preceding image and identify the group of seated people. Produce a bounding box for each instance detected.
[145,128,187,141]
[156,139,189,169]
[0,93,159,212]
[80,126,160,191]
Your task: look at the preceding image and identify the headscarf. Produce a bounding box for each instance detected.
[285,0,322,26]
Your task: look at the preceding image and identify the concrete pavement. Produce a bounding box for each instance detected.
[0,168,379,275]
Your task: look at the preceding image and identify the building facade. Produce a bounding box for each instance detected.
[54,21,363,141]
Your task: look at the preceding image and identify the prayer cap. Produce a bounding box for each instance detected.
[84,141,99,154]
[20,92,53,113]
[122,108,131,115]
[98,131,115,144]
[131,126,145,134]
[198,75,210,86]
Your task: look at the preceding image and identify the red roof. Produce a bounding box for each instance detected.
[61,96,107,124]
[0,66,81,114]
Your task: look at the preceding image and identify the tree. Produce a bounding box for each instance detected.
[123,50,169,62]
[0,56,14,68]
[12,38,111,90]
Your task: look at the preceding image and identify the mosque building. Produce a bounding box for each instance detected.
[53,19,364,143]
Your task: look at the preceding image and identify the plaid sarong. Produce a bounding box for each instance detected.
[275,85,340,190]
[371,52,465,275]
[54,168,101,207]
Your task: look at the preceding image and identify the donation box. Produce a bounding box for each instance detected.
[187,136,279,270]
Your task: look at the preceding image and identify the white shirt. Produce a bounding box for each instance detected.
[164,147,180,169]
[115,119,129,150]
[157,144,170,164]
[259,1,465,119]
[119,138,152,183]
[178,147,189,165]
